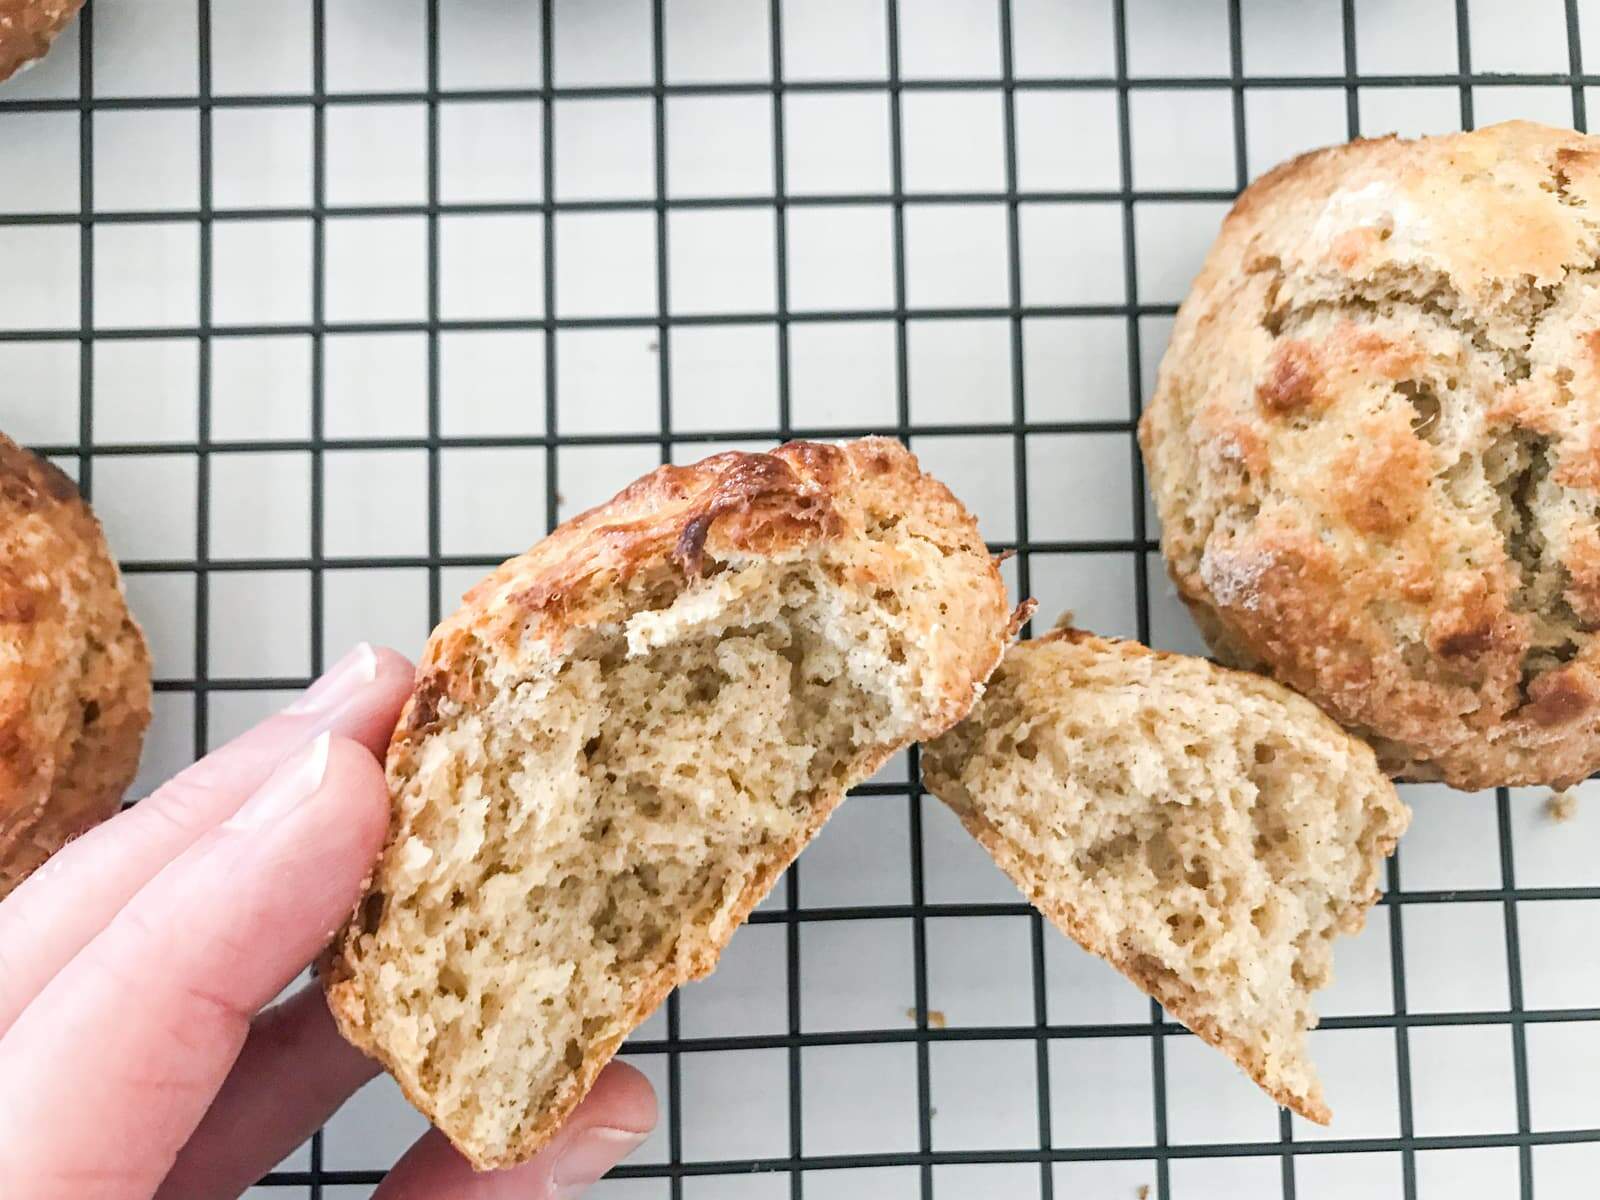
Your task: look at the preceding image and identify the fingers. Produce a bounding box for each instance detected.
[375,1061,658,1200]
[0,734,390,1200]
[159,992,660,1200]
[163,643,413,801]
[0,643,412,1037]
[155,985,380,1200]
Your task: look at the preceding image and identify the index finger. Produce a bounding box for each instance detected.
[0,734,391,1200]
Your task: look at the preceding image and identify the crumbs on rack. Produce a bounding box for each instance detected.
[1546,790,1579,823]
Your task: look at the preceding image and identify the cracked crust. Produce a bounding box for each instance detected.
[1141,120,1600,789]
[0,434,151,897]
[0,0,82,84]
[384,438,1017,751]
[323,438,1022,1168]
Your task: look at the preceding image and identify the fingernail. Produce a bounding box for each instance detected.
[285,643,380,715]
[225,732,332,832]
[550,1127,649,1197]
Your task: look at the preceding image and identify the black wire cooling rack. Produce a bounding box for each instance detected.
[5,1,1600,1197]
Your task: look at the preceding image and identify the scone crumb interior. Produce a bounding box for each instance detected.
[924,628,1409,1120]
[345,566,915,1162]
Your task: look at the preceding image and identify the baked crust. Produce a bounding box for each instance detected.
[1141,120,1600,789]
[0,0,83,84]
[0,433,151,897]
[323,437,1024,1168]
[384,437,1019,756]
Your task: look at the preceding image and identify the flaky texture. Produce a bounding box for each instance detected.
[924,628,1408,1122]
[0,434,151,898]
[324,438,1019,1169]
[0,0,82,84]
[1141,120,1600,789]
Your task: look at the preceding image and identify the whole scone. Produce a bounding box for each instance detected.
[0,434,151,897]
[325,438,1022,1169]
[0,0,83,84]
[1141,119,1600,790]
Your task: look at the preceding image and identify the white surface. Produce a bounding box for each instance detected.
[2,1,1598,1198]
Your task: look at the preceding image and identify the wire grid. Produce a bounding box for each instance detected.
[3,0,1600,1197]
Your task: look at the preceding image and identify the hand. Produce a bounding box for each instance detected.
[0,644,657,1200]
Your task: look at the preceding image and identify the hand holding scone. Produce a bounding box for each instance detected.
[0,645,655,1200]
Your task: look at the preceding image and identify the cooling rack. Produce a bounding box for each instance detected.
[3,1,1599,1197]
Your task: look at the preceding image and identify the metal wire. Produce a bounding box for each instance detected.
[9,1,1599,1196]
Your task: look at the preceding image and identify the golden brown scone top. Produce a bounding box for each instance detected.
[393,437,1018,763]
[1141,121,1600,789]
[0,0,82,84]
[0,433,151,895]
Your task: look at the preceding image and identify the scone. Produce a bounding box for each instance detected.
[1141,119,1600,789]
[324,438,1022,1169]
[0,434,151,898]
[923,627,1408,1121]
[0,0,83,84]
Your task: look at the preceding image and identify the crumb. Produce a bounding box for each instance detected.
[906,1006,949,1029]
[1546,790,1578,823]
[1051,608,1077,631]
[556,491,567,506]
[647,340,660,352]
[1137,1186,1150,1199]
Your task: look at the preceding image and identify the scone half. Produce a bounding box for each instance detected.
[324,438,1023,1169]
[923,627,1409,1122]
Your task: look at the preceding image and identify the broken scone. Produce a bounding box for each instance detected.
[923,627,1409,1121]
[324,438,1021,1168]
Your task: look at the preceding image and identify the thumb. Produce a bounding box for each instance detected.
[374,1060,658,1199]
